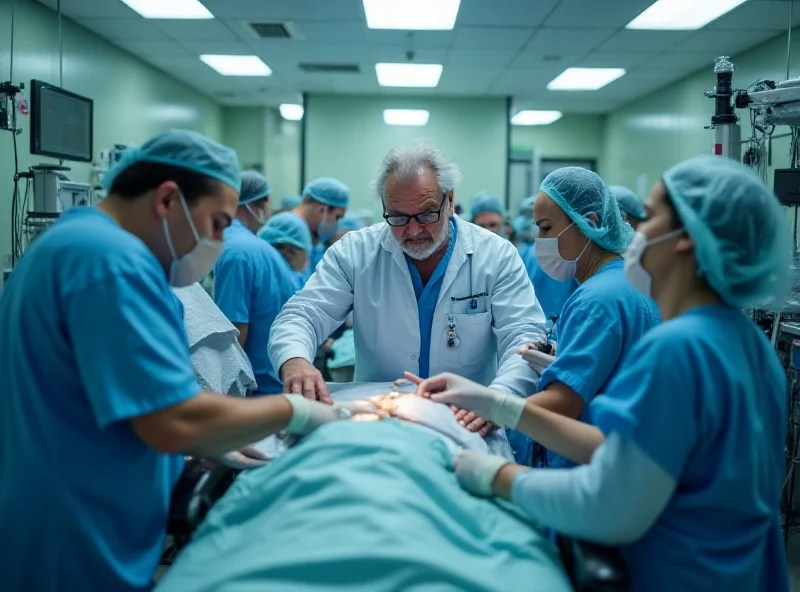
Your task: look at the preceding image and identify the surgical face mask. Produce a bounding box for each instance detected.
[245,203,267,227]
[624,229,684,297]
[535,222,590,282]
[163,192,223,287]
[317,211,338,242]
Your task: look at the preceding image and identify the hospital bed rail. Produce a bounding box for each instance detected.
[162,458,629,592]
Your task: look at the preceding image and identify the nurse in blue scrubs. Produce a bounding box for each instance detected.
[214,171,301,396]
[610,185,646,230]
[469,191,506,235]
[258,211,313,291]
[0,130,355,592]
[419,155,791,592]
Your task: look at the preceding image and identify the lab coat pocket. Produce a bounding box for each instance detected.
[453,312,492,365]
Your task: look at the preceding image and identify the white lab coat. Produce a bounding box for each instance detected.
[268,215,547,397]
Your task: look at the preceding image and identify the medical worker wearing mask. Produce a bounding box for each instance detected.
[470,191,506,235]
[0,130,363,592]
[611,185,646,230]
[258,211,313,290]
[328,213,365,245]
[270,142,546,427]
[215,171,298,396]
[415,155,790,592]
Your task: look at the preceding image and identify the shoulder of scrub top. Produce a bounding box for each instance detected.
[565,260,657,320]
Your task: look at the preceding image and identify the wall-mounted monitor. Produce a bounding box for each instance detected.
[29,79,93,163]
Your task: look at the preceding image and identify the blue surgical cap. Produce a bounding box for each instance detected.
[257,212,313,255]
[470,192,505,220]
[338,214,365,232]
[610,185,646,221]
[540,167,632,253]
[663,154,791,309]
[518,196,536,218]
[240,171,270,205]
[511,215,532,235]
[281,195,302,210]
[103,129,241,193]
[303,177,350,209]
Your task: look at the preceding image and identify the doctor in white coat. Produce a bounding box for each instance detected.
[269,142,547,435]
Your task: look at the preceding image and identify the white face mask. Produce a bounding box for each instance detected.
[624,229,684,297]
[163,192,223,287]
[535,222,591,282]
[317,211,338,242]
[245,203,267,226]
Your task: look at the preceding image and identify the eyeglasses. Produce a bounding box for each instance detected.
[383,193,448,227]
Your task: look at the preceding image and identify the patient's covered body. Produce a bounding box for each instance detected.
[157,419,571,592]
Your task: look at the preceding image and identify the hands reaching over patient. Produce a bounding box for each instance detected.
[214,445,270,470]
[280,358,332,404]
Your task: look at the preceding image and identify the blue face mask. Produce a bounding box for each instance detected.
[317,212,338,242]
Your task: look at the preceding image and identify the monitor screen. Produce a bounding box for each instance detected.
[30,80,93,163]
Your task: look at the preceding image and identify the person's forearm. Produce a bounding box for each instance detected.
[516,398,604,464]
[233,322,249,347]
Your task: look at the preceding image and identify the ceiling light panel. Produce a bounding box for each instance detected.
[511,110,563,126]
[626,0,747,30]
[200,55,272,76]
[363,0,461,30]
[547,68,626,91]
[383,109,430,126]
[120,0,214,19]
[375,63,443,87]
[279,104,304,121]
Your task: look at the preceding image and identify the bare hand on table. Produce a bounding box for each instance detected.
[214,445,269,470]
[281,358,332,404]
[403,372,497,437]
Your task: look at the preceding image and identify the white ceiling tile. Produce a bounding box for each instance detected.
[457,0,559,27]
[292,20,366,45]
[115,39,195,57]
[363,30,453,49]
[543,0,654,28]
[177,40,252,56]
[677,29,780,55]
[368,47,449,64]
[522,28,617,55]
[508,51,581,70]
[630,52,711,73]
[445,49,518,67]
[36,0,138,18]
[438,67,499,93]
[151,19,240,42]
[202,0,363,21]
[248,41,365,64]
[596,30,694,53]
[490,67,567,93]
[450,26,534,50]
[709,1,800,30]
[576,52,656,70]
[75,17,167,41]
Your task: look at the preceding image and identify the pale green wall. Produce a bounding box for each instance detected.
[511,114,606,173]
[602,29,794,194]
[222,107,266,173]
[264,109,302,203]
[303,94,509,213]
[0,0,222,261]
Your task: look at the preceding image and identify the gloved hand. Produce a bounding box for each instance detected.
[214,445,269,470]
[518,345,555,374]
[283,394,342,435]
[452,450,511,497]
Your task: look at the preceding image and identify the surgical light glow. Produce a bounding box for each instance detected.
[511,110,563,126]
[279,104,304,121]
[547,68,626,91]
[383,109,430,126]
[200,55,272,76]
[120,0,213,19]
[626,0,747,30]
[363,0,461,30]
[376,63,443,88]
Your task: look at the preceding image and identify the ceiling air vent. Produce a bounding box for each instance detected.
[249,22,292,39]
[299,63,361,74]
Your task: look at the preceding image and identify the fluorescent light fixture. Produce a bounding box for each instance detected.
[547,67,626,91]
[279,104,304,121]
[383,109,429,126]
[363,0,461,30]
[200,55,272,76]
[120,0,213,19]
[511,110,563,126]
[375,63,443,88]
[626,0,747,30]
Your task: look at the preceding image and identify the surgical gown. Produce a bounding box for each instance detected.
[0,208,200,592]
[215,219,297,395]
[589,305,789,592]
[539,259,660,468]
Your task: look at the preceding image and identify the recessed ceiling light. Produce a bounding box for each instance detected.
[547,67,626,91]
[383,109,429,126]
[363,0,461,30]
[120,0,213,19]
[279,104,304,121]
[511,110,563,126]
[626,0,747,30]
[200,55,272,76]
[375,63,443,88]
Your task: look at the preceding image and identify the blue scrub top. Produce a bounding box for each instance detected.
[521,242,578,322]
[405,219,458,379]
[539,259,660,468]
[590,306,789,592]
[0,208,200,592]
[309,242,326,278]
[215,220,297,395]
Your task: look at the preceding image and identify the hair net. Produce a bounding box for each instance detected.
[103,129,240,192]
[281,195,302,210]
[663,154,791,309]
[610,185,645,221]
[239,170,270,205]
[540,167,632,253]
[303,177,350,209]
[511,215,532,235]
[338,214,365,232]
[470,191,505,220]
[518,196,536,218]
[257,212,313,255]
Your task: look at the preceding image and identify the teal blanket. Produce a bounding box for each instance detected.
[157,420,572,592]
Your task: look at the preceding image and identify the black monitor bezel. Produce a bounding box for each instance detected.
[29,79,94,163]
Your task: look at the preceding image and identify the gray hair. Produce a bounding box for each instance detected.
[372,140,462,201]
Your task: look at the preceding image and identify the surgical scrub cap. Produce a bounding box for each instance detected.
[470,192,505,220]
[518,196,536,218]
[610,185,646,221]
[511,215,532,235]
[338,214,365,232]
[240,171,270,205]
[103,129,241,193]
[281,195,302,210]
[540,167,632,253]
[303,177,350,209]
[663,154,791,310]
[257,212,313,255]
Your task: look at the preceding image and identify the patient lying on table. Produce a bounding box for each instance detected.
[156,394,572,592]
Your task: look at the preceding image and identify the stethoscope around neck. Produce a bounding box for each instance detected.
[445,253,487,349]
